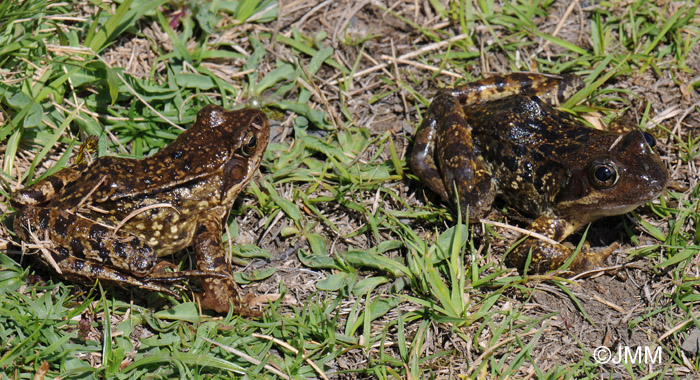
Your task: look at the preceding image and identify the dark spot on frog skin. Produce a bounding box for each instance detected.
[171,150,184,160]
[114,241,129,259]
[534,163,553,186]
[70,239,85,258]
[89,224,109,241]
[132,254,153,274]
[55,247,70,261]
[518,96,545,119]
[88,225,111,257]
[47,176,65,193]
[70,260,85,273]
[54,212,76,239]
[520,160,535,184]
[501,150,519,173]
[212,255,227,269]
[23,189,48,204]
[90,264,103,276]
[38,209,51,230]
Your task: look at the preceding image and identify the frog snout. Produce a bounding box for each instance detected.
[647,163,669,195]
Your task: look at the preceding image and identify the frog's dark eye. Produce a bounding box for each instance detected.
[241,132,257,156]
[643,132,656,147]
[590,162,619,189]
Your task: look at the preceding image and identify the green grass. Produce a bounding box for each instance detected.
[1,0,699,378]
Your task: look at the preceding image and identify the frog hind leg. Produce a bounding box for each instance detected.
[409,98,450,201]
[432,92,495,221]
[14,207,158,276]
[193,209,250,315]
[506,213,614,274]
[450,72,585,107]
[11,165,87,208]
[48,252,180,297]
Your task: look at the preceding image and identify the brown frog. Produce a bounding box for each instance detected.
[12,105,269,313]
[410,73,668,273]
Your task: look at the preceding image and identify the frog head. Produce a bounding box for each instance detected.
[556,129,668,222]
[195,105,270,206]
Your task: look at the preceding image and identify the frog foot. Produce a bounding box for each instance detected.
[565,241,618,273]
[195,276,260,316]
[507,238,619,274]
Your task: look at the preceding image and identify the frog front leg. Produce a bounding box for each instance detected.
[192,208,245,314]
[411,91,495,220]
[505,213,614,273]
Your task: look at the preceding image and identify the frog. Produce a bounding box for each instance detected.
[11,104,269,314]
[410,72,668,273]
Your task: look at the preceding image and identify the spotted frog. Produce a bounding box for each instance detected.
[12,105,269,313]
[410,73,668,273]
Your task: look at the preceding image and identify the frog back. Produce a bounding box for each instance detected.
[55,107,266,208]
[463,95,603,215]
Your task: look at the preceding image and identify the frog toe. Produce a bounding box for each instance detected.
[197,276,244,314]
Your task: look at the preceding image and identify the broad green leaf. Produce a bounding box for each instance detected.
[155,302,201,323]
[175,73,217,90]
[255,63,296,95]
[352,276,388,296]
[317,272,353,291]
[344,251,408,277]
[656,247,699,268]
[307,233,328,257]
[298,249,338,269]
[231,244,272,259]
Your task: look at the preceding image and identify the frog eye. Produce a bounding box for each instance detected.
[241,131,257,156]
[643,132,656,147]
[590,162,619,189]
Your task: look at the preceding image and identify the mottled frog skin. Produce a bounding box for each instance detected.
[12,105,269,313]
[410,73,668,273]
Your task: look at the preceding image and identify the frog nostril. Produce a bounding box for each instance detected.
[643,132,656,147]
[251,114,266,130]
[171,149,184,160]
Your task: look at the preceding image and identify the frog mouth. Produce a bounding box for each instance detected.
[595,202,648,217]
[594,191,664,217]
